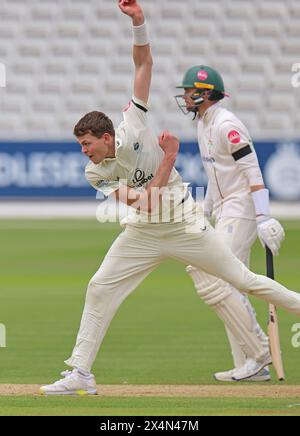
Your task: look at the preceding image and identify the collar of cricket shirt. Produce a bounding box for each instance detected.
[202,102,220,125]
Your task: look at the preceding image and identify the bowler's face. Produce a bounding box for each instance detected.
[78,133,109,165]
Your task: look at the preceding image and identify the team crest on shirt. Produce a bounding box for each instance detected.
[228,130,241,144]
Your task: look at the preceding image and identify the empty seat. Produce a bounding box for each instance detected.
[255,3,288,20]
[241,59,271,74]
[12,62,37,75]
[38,81,64,95]
[103,80,129,95]
[18,44,43,58]
[0,99,23,114]
[262,113,292,133]
[285,22,300,37]
[51,43,76,57]
[0,0,297,141]
[272,57,299,74]
[288,3,300,18]
[248,40,279,56]
[43,62,70,75]
[0,116,20,132]
[154,22,184,39]
[95,5,117,20]
[230,111,259,135]
[83,44,110,57]
[267,94,296,112]
[65,97,94,114]
[214,39,244,56]
[253,21,282,38]
[0,25,18,38]
[76,62,100,75]
[233,95,260,112]
[30,6,58,21]
[221,22,249,38]
[62,7,87,21]
[237,76,266,92]
[271,76,295,93]
[187,23,217,39]
[71,79,99,96]
[89,26,115,39]
[31,101,57,114]
[281,41,300,55]
[193,3,220,19]
[109,61,133,75]
[24,25,51,39]
[226,0,254,17]
[57,25,83,39]
[161,5,185,20]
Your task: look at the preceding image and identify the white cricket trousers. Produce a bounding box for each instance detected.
[65,221,300,372]
[194,217,268,369]
[217,217,265,368]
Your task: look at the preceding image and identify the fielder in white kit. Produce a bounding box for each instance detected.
[40,0,300,396]
[176,66,286,382]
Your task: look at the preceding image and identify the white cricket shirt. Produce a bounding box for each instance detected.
[198,104,264,221]
[86,96,194,224]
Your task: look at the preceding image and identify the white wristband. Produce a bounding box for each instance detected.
[133,22,149,46]
[252,188,270,216]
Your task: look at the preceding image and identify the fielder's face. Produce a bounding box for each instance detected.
[183,88,198,111]
[78,132,114,165]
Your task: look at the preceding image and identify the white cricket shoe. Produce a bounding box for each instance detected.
[232,354,272,382]
[40,369,97,396]
[214,367,271,382]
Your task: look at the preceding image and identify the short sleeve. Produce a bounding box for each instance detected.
[85,164,120,197]
[90,179,120,197]
[122,95,150,134]
[219,120,254,157]
[219,120,264,186]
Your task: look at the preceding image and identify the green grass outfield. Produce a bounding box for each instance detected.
[0,219,300,416]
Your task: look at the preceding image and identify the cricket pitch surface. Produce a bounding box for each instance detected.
[0,384,300,398]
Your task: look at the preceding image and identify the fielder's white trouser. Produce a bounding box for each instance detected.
[187,217,268,369]
[65,221,300,372]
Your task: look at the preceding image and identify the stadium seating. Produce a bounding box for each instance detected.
[0,0,299,141]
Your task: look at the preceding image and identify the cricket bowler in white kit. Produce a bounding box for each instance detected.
[40,1,300,396]
[176,66,286,382]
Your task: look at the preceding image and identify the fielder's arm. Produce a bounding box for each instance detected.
[115,132,179,213]
[234,151,285,255]
[220,122,285,255]
[119,0,153,104]
[237,162,285,255]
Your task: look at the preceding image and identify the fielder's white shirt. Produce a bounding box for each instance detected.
[86,96,192,224]
[198,104,264,221]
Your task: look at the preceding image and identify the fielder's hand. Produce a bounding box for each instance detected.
[256,216,285,256]
[159,130,180,158]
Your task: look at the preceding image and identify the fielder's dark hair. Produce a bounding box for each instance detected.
[73,111,115,138]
